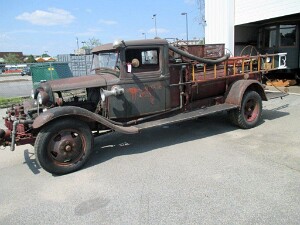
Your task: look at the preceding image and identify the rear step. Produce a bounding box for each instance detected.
[135,103,238,130]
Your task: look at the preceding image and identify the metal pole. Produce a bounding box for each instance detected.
[50,62,53,80]
[181,13,188,43]
[152,14,157,37]
[76,37,79,50]
[84,54,87,75]
[186,13,189,43]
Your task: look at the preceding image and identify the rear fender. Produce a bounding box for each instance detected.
[225,80,267,107]
[32,106,139,134]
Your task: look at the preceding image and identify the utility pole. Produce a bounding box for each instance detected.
[152,14,157,38]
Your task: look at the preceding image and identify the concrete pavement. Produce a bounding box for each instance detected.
[0,93,300,224]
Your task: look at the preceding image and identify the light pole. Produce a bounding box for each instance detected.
[142,32,147,39]
[81,41,87,72]
[181,12,188,43]
[76,37,79,49]
[152,14,157,38]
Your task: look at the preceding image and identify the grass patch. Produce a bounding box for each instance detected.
[0,97,29,108]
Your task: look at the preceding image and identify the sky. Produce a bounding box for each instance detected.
[0,0,205,56]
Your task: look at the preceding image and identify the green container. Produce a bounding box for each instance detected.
[30,63,72,88]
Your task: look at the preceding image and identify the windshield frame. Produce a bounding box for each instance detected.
[91,50,120,76]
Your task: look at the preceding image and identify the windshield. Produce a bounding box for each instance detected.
[92,51,120,75]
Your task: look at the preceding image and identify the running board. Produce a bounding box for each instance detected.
[135,103,238,130]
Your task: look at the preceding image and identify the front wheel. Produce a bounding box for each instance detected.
[34,118,94,175]
[229,91,262,129]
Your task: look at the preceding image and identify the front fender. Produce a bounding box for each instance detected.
[32,106,139,134]
[225,80,267,107]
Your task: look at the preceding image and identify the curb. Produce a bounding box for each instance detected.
[0,73,22,77]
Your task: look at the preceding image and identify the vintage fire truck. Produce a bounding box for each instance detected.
[0,39,287,174]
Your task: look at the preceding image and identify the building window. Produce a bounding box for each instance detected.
[264,26,276,48]
[280,25,296,47]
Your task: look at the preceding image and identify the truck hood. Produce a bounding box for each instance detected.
[42,75,108,92]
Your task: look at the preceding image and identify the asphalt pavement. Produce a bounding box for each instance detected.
[0,75,32,98]
[0,93,300,225]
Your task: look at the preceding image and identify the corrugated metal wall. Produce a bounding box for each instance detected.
[204,0,235,54]
[235,0,300,25]
[57,54,93,76]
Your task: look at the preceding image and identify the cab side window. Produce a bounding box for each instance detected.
[125,48,160,73]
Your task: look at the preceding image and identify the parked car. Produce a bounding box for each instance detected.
[21,67,31,76]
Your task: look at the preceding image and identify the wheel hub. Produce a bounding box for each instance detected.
[244,100,258,122]
[65,145,72,152]
[48,131,84,164]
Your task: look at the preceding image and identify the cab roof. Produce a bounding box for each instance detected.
[91,39,168,53]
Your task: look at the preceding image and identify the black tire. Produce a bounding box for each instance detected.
[229,91,262,129]
[34,118,93,175]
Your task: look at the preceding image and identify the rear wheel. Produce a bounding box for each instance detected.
[35,118,93,175]
[229,91,262,129]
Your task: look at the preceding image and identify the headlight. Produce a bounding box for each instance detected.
[37,93,43,105]
[31,89,34,99]
[36,91,50,106]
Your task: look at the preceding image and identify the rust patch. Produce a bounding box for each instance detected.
[127,84,162,105]
[140,86,155,105]
[128,87,139,102]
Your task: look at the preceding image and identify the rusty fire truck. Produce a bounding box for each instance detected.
[0,39,287,174]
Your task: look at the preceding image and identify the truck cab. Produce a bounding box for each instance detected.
[91,39,169,119]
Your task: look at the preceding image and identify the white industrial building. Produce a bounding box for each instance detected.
[205,0,300,71]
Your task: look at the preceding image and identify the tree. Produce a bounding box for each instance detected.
[25,55,36,63]
[3,53,23,64]
[42,53,50,57]
[197,0,206,39]
[82,37,101,49]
